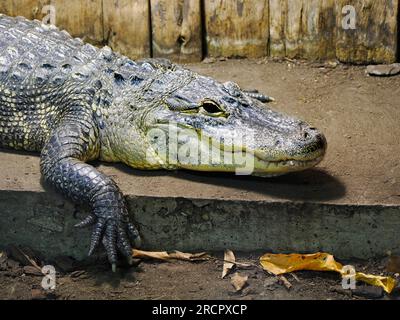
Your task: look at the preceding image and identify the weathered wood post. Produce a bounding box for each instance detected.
[103,0,151,59]
[269,0,399,63]
[150,0,203,62]
[0,0,104,45]
[204,0,269,58]
[270,0,339,61]
[335,0,399,64]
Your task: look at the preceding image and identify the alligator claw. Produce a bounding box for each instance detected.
[74,214,96,228]
[127,222,142,247]
[104,223,118,265]
[88,218,105,256]
[81,212,139,270]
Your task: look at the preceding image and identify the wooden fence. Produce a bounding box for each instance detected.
[1,0,399,64]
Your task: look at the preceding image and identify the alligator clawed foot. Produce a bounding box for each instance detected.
[75,214,141,272]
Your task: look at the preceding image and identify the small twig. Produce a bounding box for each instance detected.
[278,275,292,290]
[209,256,260,270]
[289,273,300,282]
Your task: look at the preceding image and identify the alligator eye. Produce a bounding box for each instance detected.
[200,100,223,114]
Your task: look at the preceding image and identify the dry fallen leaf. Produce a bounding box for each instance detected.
[6,245,42,272]
[169,251,210,261]
[260,252,396,294]
[222,249,236,279]
[132,249,209,262]
[231,273,248,292]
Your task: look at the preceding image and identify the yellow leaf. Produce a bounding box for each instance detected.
[260,252,396,294]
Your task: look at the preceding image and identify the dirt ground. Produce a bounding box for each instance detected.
[1,248,399,300]
[1,58,400,300]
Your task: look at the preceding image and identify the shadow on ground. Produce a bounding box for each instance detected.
[112,163,346,202]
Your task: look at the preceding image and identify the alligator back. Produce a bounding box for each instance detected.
[0,15,103,151]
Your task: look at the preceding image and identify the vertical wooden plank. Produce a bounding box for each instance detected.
[289,0,337,60]
[0,0,104,45]
[103,0,151,59]
[270,0,337,60]
[204,0,269,58]
[52,0,104,45]
[335,0,399,64]
[151,0,202,62]
[0,0,47,20]
[269,0,287,57]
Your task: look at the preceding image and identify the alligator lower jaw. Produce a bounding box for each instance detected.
[252,155,325,177]
[169,154,325,176]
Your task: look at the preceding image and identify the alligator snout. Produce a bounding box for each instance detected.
[294,125,327,161]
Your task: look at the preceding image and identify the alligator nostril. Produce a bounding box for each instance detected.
[303,131,310,139]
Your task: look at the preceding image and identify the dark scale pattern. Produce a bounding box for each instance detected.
[0,15,140,268]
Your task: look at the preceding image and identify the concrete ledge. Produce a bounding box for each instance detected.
[1,61,400,260]
[0,185,399,260]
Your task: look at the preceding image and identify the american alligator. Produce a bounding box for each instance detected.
[0,15,327,271]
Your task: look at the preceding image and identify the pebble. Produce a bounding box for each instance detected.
[366,63,400,77]
[202,57,216,64]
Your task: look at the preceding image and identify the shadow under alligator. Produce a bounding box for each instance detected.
[111,163,346,202]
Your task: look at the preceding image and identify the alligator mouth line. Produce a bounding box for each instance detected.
[174,148,324,175]
[260,155,324,167]
[251,155,324,177]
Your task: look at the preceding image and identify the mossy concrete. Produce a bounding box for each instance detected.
[0,189,399,260]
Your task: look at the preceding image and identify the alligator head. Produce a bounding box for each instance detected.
[103,63,327,176]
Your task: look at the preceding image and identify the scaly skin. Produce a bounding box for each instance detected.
[0,15,327,270]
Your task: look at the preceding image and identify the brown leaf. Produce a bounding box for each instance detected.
[132,249,209,262]
[6,245,41,271]
[222,249,235,279]
[231,273,248,292]
[169,251,210,261]
[133,250,170,260]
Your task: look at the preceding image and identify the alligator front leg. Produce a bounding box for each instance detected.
[40,115,140,271]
